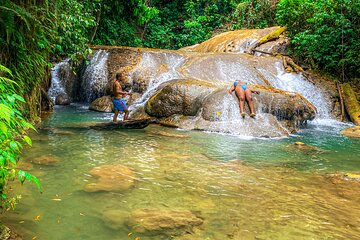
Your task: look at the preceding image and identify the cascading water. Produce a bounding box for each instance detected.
[81,50,109,102]
[129,51,185,110]
[48,59,70,103]
[272,62,331,119]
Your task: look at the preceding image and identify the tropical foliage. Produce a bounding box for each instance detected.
[0,65,40,210]
[276,0,360,78]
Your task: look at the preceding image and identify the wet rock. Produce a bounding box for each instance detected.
[146,79,218,118]
[55,93,71,105]
[89,96,114,113]
[84,164,135,193]
[341,126,360,138]
[28,155,60,166]
[125,209,203,237]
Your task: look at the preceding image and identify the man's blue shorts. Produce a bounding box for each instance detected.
[113,98,128,111]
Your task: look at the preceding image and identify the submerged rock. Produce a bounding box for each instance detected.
[84,164,135,193]
[286,142,320,153]
[125,209,203,237]
[28,155,60,166]
[341,126,360,138]
[89,96,114,112]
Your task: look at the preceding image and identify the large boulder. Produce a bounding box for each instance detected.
[84,164,135,193]
[89,96,114,112]
[143,80,316,137]
[146,79,218,117]
[125,209,203,237]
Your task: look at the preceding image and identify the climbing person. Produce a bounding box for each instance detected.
[112,72,132,122]
[229,80,260,117]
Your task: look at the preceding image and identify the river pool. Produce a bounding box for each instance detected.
[2,104,360,240]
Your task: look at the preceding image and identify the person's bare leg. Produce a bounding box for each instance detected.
[123,109,129,121]
[113,110,119,122]
[235,88,246,116]
[245,89,256,116]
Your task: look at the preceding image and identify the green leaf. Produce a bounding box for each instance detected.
[23,136,32,146]
[9,141,18,150]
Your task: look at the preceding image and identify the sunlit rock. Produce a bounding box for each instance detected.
[146,79,218,117]
[28,155,60,166]
[125,209,203,237]
[341,126,360,138]
[84,164,135,193]
[181,26,288,54]
[89,96,113,112]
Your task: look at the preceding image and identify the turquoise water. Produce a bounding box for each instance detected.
[2,104,360,240]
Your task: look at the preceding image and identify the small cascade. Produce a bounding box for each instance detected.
[271,62,331,119]
[129,51,185,108]
[48,59,71,103]
[196,94,289,137]
[81,50,109,102]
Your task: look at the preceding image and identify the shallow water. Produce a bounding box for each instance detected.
[3,104,360,240]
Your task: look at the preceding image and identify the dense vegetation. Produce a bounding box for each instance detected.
[0,0,359,209]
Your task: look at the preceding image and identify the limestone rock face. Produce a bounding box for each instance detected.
[84,164,135,193]
[141,80,316,136]
[55,93,71,105]
[146,79,218,118]
[90,96,114,112]
[341,126,360,138]
[181,26,288,54]
[125,209,203,237]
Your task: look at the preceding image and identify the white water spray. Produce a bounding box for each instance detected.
[81,50,109,102]
[48,59,70,103]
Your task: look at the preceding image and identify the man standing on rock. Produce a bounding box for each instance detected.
[113,72,132,122]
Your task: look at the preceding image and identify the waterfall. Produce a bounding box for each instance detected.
[81,50,109,102]
[273,62,331,119]
[48,59,70,103]
[129,51,185,109]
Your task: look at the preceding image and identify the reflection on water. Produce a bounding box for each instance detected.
[3,105,360,240]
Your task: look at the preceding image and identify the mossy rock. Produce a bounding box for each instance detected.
[342,83,360,125]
